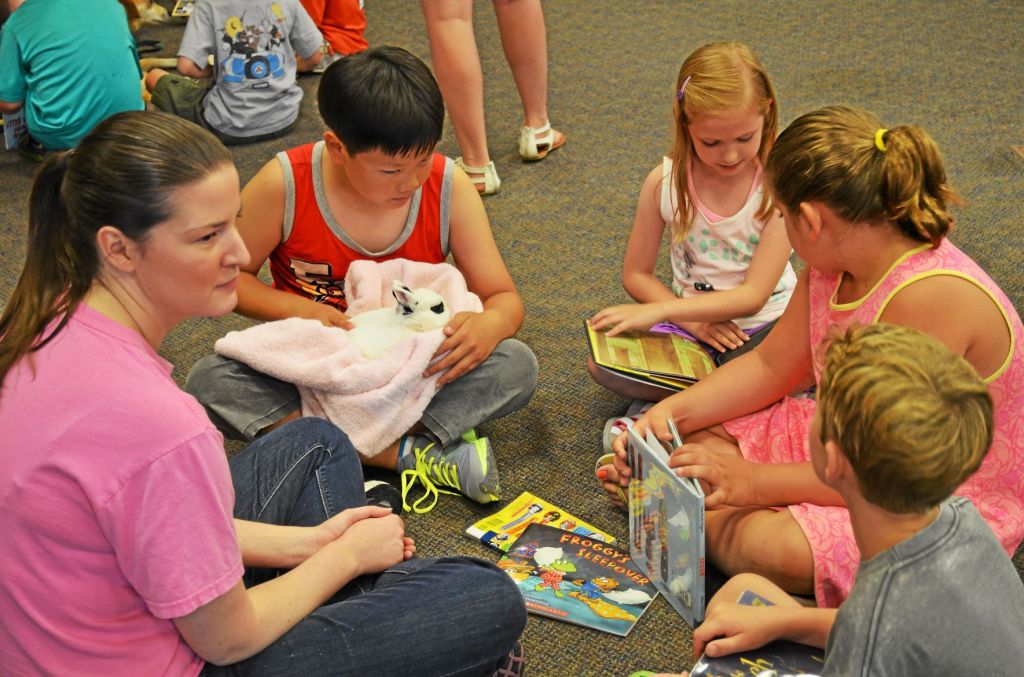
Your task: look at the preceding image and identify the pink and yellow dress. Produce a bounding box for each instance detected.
[723,239,1024,607]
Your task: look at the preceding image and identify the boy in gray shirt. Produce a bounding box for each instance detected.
[663,324,1024,676]
[145,0,322,144]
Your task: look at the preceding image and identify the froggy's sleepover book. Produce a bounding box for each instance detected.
[690,590,825,676]
[466,491,615,553]
[496,523,658,636]
[626,421,706,628]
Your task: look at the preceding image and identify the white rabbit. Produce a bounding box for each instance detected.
[347,280,451,359]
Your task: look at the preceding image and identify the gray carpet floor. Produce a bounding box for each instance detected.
[0,1,1022,675]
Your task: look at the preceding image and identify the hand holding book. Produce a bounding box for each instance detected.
[668,442,757,510]
[590,302,669,337]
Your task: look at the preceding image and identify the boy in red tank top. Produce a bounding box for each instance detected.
[186,46,538,513]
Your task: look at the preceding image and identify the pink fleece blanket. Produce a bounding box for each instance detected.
[215,259,482,457]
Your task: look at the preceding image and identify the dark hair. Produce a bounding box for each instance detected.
[317,45,444,156]
[766,106,961,246]
[0,110,233,385]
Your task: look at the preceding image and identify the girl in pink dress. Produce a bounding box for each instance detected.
[603,105,1024,607]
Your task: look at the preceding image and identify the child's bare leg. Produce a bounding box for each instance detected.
[587,356,675,402]
[706,507,815,596]
[708,572,804,614]
[144,67,170,92]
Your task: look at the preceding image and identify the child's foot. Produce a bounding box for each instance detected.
[601,400,653,454]
[491,640,526,677]
[364,479,402,515]
[596,452,627,510]
[399,434,501,512]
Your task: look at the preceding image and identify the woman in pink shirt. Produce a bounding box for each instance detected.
[0,110,526,676]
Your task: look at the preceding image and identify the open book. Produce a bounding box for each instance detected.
[691,590,825,675]
[465,491,615,553]
[496,523,658,636]
[585,320,716,391]
[171,0,195,17]
[626,420,705,627]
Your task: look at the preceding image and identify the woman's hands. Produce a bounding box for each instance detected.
[315,506,415,576]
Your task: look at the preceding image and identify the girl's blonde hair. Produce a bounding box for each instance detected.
[669,42,778,241]
[817,324,993,514]
[765,105,962,246]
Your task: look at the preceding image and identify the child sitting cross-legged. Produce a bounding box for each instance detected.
[641,323,1024,676]
[185,45,538,512]
[145,0,324,145]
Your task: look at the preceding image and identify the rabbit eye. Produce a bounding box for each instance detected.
[431,303,445,314]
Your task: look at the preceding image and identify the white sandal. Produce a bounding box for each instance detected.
[455,157,501,195]
[518,121,565,161]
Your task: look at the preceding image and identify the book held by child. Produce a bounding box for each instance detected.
[585,320,716,391]
[690,590,824,676]
[465,491,615,553]
[626,421,706,627]
[496,523,658,636]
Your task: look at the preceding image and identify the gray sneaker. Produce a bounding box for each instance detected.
[400,436,501,512]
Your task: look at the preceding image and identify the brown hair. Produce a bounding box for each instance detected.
[668,42,778,241]
[0,111,232,386]
[817,323,993,514]
[766,105,962,246]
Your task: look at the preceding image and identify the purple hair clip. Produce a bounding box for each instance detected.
[676,75,692,102]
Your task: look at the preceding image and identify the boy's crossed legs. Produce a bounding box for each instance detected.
[187,338,538,511]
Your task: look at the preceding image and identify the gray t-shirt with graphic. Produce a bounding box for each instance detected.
[179,0,322,138]
[824,497,1024,676]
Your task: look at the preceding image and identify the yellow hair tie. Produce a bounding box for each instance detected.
[874,128,888,152]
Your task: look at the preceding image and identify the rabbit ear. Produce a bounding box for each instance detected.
[391,281,415,308]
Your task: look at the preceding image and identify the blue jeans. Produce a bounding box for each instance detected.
[186,338,538,448]
[205,418,526,676]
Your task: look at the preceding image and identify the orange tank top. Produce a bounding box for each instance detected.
[268,142,453,311]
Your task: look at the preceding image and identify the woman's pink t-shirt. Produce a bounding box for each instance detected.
[0,305,243,675]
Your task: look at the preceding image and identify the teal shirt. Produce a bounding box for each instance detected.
[0,0,143,149]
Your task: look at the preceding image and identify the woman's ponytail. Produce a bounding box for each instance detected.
[0,111,233,387]
[878,126,962,246]
[0,152,88,382]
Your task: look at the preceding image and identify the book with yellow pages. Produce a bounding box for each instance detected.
[466,491,616,553]
[584,320,716,391]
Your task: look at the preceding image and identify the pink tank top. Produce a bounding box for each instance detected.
[807,239,1024,556]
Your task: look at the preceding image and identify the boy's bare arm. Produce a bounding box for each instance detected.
[177,55,212,79]
[234,159,351,327]
[446,168,524,335]
[427,168,524,383]
[295,48,323,73]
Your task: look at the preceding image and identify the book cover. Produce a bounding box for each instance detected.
[2,110,28,151]
[626,422,706,628]
[466,491,615,553]
[690,590,825,676]
[497,523,658,636]
[585,320,716,389]
[171,0,195,17]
